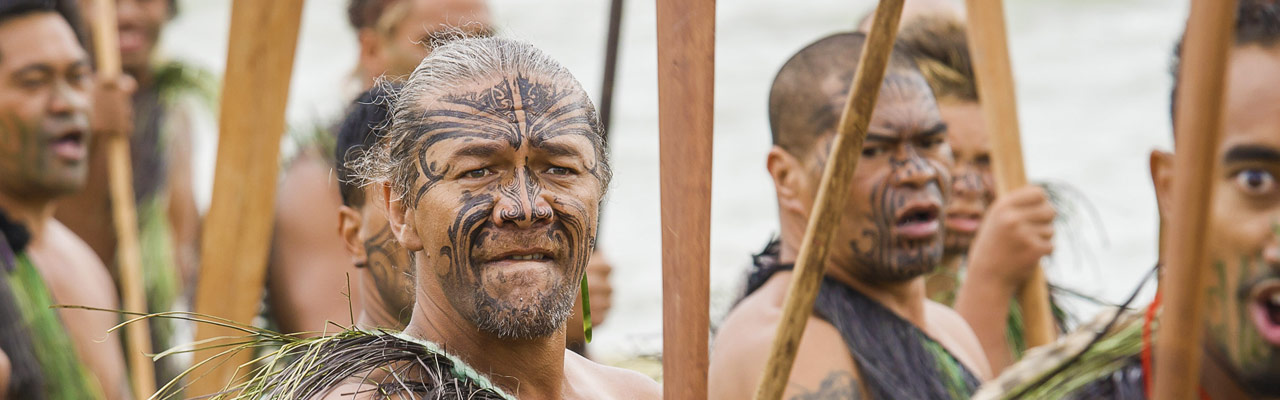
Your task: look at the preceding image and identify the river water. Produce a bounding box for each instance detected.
[166,0,1186,367]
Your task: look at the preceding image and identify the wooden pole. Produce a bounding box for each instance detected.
[188,0,306,395]
[752,1,904,398]
[1152,0,1236,398]
[656,0,714,397]
[89,0,157,397]
[598,0,625,137]
[962,0,1056,349]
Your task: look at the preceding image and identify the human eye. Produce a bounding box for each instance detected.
[861,146,884,158]
[1233,168,1276,195]
[546,166,574,176]
[918,136,945,150]
[462,168,492,179]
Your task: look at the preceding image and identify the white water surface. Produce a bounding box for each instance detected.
[166,0,1184,366]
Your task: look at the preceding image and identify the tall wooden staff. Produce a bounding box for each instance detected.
[1152,0,1236,398]
[89,0,157,396]
[188,0,306,394]
[655,0,714,397]
[598,0,625,137]
[963,0,1056,349]
[753,1,905,398]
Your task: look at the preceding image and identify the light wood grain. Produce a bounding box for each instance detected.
[90,0,157,396]
[1152,0,1236,398]
[962,0,1056,349]
[752,1,905,398]
[655,0,715,398]
[188,0,306,395]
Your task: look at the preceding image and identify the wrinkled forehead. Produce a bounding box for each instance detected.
[410,73,599,159]
[821,70,940,136]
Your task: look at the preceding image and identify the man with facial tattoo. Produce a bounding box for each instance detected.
[972,1,1280,398]
[709,32,992,400]
[250,36,659,400]
[0,1,136,398]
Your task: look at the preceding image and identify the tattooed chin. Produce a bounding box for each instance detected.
[451,224,584,339]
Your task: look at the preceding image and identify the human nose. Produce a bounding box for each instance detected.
[893,151,940,189]
[491,170,554,228]
[48,80,89,118]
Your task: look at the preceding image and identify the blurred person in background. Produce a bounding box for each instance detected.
[893,12,1058,374]
[0,0,137,397]
[60,0,214,387]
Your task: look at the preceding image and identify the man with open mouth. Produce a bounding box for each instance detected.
[709,32,993,400]
[248,36,660,400]
[0,0,136,398]
[973,0,1280,398]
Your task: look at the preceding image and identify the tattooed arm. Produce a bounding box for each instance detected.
[788,371,861,400]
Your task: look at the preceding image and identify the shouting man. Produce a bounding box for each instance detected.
[974,0,1280,397]
[709,32,991,400]
[248,36,658,399]
[0,0,135,398]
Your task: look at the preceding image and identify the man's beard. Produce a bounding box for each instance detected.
[850,239,944,284]
[470,276,577,339]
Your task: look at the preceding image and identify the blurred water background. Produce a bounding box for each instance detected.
[166,0,1185,368]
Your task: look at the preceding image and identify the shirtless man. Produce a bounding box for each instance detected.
[709,32,991,399]
[974,1,1280,397]
[268,0,494,334]
[0,1,134,398]
[284,36,657,399]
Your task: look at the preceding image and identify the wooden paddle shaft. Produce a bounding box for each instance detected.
[963,0,1056,349]
[189,0,306,395]
[752,1,904,398]
[655,0,714,398]
[90,0,158,396]
[1152,0,1236,398]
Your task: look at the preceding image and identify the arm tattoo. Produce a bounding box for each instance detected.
[788,371,861,400]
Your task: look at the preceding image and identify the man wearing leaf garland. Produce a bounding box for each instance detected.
[233,36,659,399]
[973,0,1280,397]
[709,32,991,399]
[0,0,137,398]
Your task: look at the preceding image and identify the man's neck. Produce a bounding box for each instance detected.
[355,271,404,331]
[1200,346,1280,400]
[0,192,53,241]
[777,239,930,327]
[404,284,566,399]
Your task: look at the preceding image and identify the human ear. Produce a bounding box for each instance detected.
[357,28,387,81]
[384,183,423,252]
[767,146,812,218]
[337,206,368,268]
[1150,150,1175,222]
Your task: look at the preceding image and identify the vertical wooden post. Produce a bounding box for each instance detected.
[655,0,714,398]
[963,0,1056,349]
[89,0,158,397]
[752,1,905,398]
[188,0,306,395]
[1152,0,1236,398]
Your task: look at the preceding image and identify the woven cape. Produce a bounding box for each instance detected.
[744,239,981,399]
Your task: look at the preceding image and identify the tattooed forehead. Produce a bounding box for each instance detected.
[407,73,599,155]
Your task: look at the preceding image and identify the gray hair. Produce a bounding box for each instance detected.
[355,35,612,205]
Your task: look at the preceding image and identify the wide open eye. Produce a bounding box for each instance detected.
[1234,168,1276,195]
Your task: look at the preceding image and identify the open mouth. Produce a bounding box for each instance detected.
[943,211,983,234]
[480,248,556,266]
[1248,280,1280,346]
[894,202,941,240]
[49,130,86,161]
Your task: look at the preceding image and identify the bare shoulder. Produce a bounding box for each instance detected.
[39,220,117,308]
[924,299,992,379]
[563,350,660,399]
[709,273,861,400]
